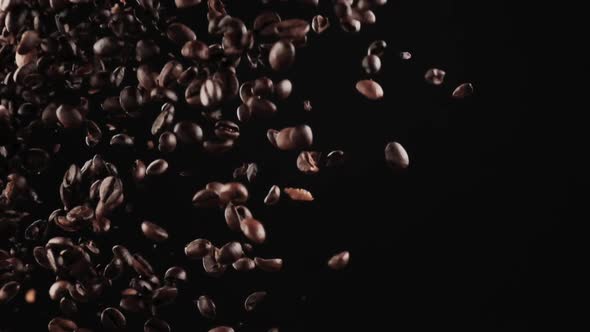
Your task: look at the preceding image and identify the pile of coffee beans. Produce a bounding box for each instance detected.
[0,0,472,331]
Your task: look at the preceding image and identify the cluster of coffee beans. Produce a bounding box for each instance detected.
[1,0,472,331]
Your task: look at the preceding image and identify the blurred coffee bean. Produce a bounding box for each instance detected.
[384,141,409,169]
[327,251,350,270]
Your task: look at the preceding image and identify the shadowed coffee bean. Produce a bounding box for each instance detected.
[158,132,177,153]
[59,298,78,316]
[192,189,221,208]
[400,51,412,60]
[197,295,217,319]
[49,280,71,301]
[152,286,178,307]
[185,239,212,259]
[312,15,330,34]
[254,257,283,272]
[232,257,256,271]
[362,54,382,74]
[368,40,387,57]
[167,23,197,45]
[48,317,77,332]
[275,79,293,99]
[217,242,244,264]
[384,141,409,169]
[269,40,296,71]
[325,150,346,167]
[182,40,210,60]
[240,218,266,244]
[141,221,169,242]
[56,105,83,128]
[146,159,169,176]
[101,307,126,330]
[209,327,234,332]
[425,68,446,85]
[264,185,281,205]
[164,266,187,283]
[144,317,171,332]
[173,121,203,145]
[355,79,384,100]
[214,120,240,140]
[244,291,267,311]
[327,251,350,270]
[297,151,321,174]
[452,83,474,98]
[0,281,20,303]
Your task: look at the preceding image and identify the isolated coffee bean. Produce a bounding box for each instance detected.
[269,40,296,71]
[144,317,171,332]
[240,218,266,244]
[197,295,217,319]
[283,187,314,201]
[384,141,409,169]
[452,82,474,98]
[232,257,256,271]
[327,251,350,270]
[254,257,283,272]
[355,79,384,100]
[400,51,412,60]
[275,79,293,99]
[264,185,281,205]
[312,15,330,34]
[185,239,212,259]
[325,150,345,167]
[48,317,77,332]
[167,23,197,45]
[101,307,127,330]
[0,281,20,303]
[424,68,446,85]
[297,151,321,174]
[146,159,169,176]
[244,291,267,311]
[362,54,382,74]
[141,221,169,242]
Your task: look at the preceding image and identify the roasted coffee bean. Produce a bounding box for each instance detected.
[217,242,244,264]
[334,0,352,17]
[167,23,197,45]
[203,139,234,154]
[297,151,321,173]
[244,291,267,311]
[269,40,296,71]
[158,61,183,88]
[246,163,258,182]
[274,79,293,99]
[325,150,345,167]
[138,65,157,91]
[202,253,227,276]
[218,182,249,204]
[200,78,224,107]
[367,40,387,57]
[104,258,124,280]
[327,251,350,270]
[267,125,313,150]
[362,54,382,74]
[230,257,255,272]
[110,133,134,147]
[236,103,251,122]
[224,203,252,231]
[254,257,283,272]
[85,120,102,147]
[120,86,144,112]
[49,280,71,301]
[185,239,212,259]
[424,68,446,85]
[254,11,281,35]
[158,132,177,153]
[132,254,155,277]
[283,187,314,201]
[452,82,474,98]
[355,79,384,100]
[182,40,210,60]
[197,295,217,319]
[152,286,178,307]
[240,218,266,244]
[192,189,221,208]
[141,221,169,242]
[214,120,240,140]
[400,51,412,60]
[384,141,409,169]
[146,159,169,176]
[132,160,147,182]
[25,219,47,241]
[341,17,361,32]
[56,105,83,128]
[112,245,134,266]
[144,317,171,332]
[209,327,234,332]
[0,281,20,303]
[101,307,126,330]
[94,37,122,56]
[173,121,203,145]
[252,77,274,97]
[264,185,281,205]
[59,298,78,316]
[164,266,187,284]
[246,97,277,118]
[120,293,146,313]
[48,317,77,332]
[276,19,310,39]
[312,15,330,34]
[175,0,202,8]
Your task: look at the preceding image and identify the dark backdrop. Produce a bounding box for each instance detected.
[2,0,563,331]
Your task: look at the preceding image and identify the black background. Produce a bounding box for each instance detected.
[1,0,566,331]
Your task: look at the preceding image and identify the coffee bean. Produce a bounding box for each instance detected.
[276,19,310,39]
[17,30,40,55]
[217,242,244,264]
[144,317,171,332]
[254,11,281,35]
[267,125,313,150]
[312,15,330,34]
[297,151,321,174]
[236,103,251,122]
[136,39,161,62]
[197,295,217,319]
[400,51,412,60]
[94,37,122,56]
[85,120,102,147]
[165,266,187,283]
[167,23,197,45]
[158,132,177,153]
[240,218,266,244]
[352,9,376,24]
[173,121,203,145]
[224,203,252,231]
[203,139,235,154]
[49,280,71,301]
[254,257,283,272]
[141,221,169,242]
[355,79,384,100]
[325,150,345,167]
[214,120,240,140]
[452,82,474,98]
[138,65,157,91]
[192,189,221,208]
[185,239,212,259]
[253,77,274,97]
[327,251,350,270]
[384,141,409,169]
[200,78,224,107]
[209,327,234,332]
[362,54,382,74]
[146,159,169,176]
[48,317,77,332]
[101,307,126,330]
[202,253,227,276]
[244,291,267,311]
[175,0,202,8]
[158,61,184,88]
[112,245,134,266]
[56,105,83,128]
[152,286,178,307]
[0,281,20,303]
[334,0,352,17]
[269,40,296,71]
[110,133,134,147]
[232,257,256,271]
[246,163,258,182]
[283,187,314,201]
[264,185,281,205]
[59,297,78,316]
[182,40,210,60]
[424,68,446,85]
[274,79,293,99]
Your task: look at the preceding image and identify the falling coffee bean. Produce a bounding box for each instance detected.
[244,291,267,312]
[356,79,384,100]
[146,159,169,176]
[425,68,446,85]
[362,54,382,75]
[101,307,127,330]
[283,187,314,201]
[232,257,256,271]
[141,221,169,242]
[269,40,296,71]
[327,251,350,270]
[144,317,171,332]
[297,151,321,174]
[264,185,281,205]
[368,40,387,57]
[254,257,283,272]
[197,295,217,319]
[240,218,267,244]
[312,15,330,34]
[48,317,77,332]
[0,281,20,303]
[384,141,409,169]
[452,82,474,98]
[185,239,212,259]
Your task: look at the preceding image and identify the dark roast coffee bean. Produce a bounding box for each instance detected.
[59,297,78,316]
[400,51,412,60]
[85,120,102,147]
[141,221,169,242]
[246,163,258,182]
[185,239,212,259]
[246,97,277,118]
[244,291,267,311]
[254,257,283,272]
[167,23,197,45]
[164,266,187,283]
[267,125,313,150]
[173,121,203,145]
[424,68,446,85]
[112,245,134,266]
[232,257,256,271]
[192,189,221,208]
[224,203,244,231]
[239,81,254,103]
[56,105,82,128]
[240,218,266,244]
[384,141,409,169]
[146,159,169,176]
[253,77,274,97]
[110,134,134,147]
[217,242,244,264]
[327,251,350,270]
[209,327,234,332]
[197,295,217,319]
[203,139,234,154]
[202,253,227,276]
[104,258,124,280]
[132,160,147,182]
[182,40,210,60]
[312,15,330,34]
[136,39,161,62]
[200,78,224,107]
[175,0,202,8]
[452,83,474,98]
[355,79,384,100]
[158,61,183,88]
[17,30,40,55]
[264,185,281,205]
[0,281,20,303]
[94,37,122,56]
[253,11,281,35]
[120,86,144,112]
[214,120,240,140]
[269,40,295,71]
[325,150,345,167]
[152,286,178,307]
[49,280,71,301]
[137,65,157,91]
[48,317,77,332]
[297,151,321,173]
[158,132,177,153]
[362,54,382,74]
[274,79,293,99]
[352,9,376,24]
[275,19,310,39]
[101,307,126,330]
[334,0,352,17]
[144,317,171,332]
[340,17,361,33]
